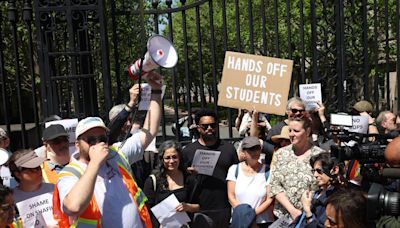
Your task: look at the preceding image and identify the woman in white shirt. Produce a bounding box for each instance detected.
[227,136,274,227]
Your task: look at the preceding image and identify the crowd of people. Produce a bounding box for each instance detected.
[0,72,399,227]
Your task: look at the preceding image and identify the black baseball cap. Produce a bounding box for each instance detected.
[42,124,68,141]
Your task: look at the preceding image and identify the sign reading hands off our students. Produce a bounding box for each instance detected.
[218,51,293,115]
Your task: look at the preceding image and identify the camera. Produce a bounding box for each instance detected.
[330,142,386,164]
[367,183,400,220]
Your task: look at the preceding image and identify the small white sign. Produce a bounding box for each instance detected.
[349,116,369,134]
[269,214,292,228]
[45,118,78,144]
[138,83,166,110]
[192,150,221,176]
[150,194,191,227]
[16,192,57,228]
[330,114,353,127]
[299,83,322,110]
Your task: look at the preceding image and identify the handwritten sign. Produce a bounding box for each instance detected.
[299,83,322,110]
[192,150,221,176]
[218,51,293,115]
[349,116,369,134]
[16,193,57,227]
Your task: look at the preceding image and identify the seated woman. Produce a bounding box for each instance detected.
[0,185,18,228]
[143,140,199,227]
[290,152,345,227]
[227,136,274,227]
[8,149,57,227]
[269,114,325,220]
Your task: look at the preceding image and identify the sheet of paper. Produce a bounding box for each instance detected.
[349,115,369,134]
[150,194,191,227]
[299,83,322,110]
[269,215,292,228]
[138,83,166,110]
[192,150,221,176]
[16,192,57,227]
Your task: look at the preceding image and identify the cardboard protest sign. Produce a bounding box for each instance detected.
[299,83,322,110]
[218,51,293,115]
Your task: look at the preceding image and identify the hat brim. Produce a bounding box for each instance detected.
[43,132,69,141]
[20,157,47,168]
[271,135,290,143]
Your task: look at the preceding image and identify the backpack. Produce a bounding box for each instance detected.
[234,163,270,181]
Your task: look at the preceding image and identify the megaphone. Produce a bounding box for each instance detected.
[127,35,178,80]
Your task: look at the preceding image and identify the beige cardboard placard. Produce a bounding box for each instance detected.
[218,51,293,115]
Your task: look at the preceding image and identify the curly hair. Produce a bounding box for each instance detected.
[310,152,346,186]
[194,109,217,125]
[0,185,12,205]
[153,140,186,191]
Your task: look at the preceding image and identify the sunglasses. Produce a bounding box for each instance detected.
[311,168,324,175]
[80,135,108,146]
[163,155,179,161]
[20,166,41,173]
[198,123,218,130]
[291,108,305,114]
[48,136,69,145]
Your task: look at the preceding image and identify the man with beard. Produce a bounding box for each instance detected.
[41,124,70,184]
[183,109,239,228]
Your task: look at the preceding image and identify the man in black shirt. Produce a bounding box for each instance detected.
[183,109,239,228]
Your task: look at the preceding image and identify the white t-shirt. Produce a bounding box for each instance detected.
[58,132,144,228]
[226,163,274,224]
[1,166,17,188]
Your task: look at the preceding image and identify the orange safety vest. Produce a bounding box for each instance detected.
[52,147,152,228]
[8,217,23,228]
[41,161,60,184]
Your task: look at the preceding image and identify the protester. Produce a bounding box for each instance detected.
[227,136,274,227]
[183,109,239,228]
[325,189,373,228]
[0,185,20,228]
[291,153,345,228]
[40,124,70,184]
[351,100,378,135]
[264,97,306,154]
[269,114,324,220]
[53,71,163,227]
[271,126,291,151]
[8,149,57,227]
[376,110,398,136]
[144,140,199,227]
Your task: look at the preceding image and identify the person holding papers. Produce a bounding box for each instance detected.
[8,149,57,227]
[143,140,199,227]
[183,109,239,228]
[227,136,274,227]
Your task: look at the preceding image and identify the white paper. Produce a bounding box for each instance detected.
[150,194,191,227]
[138,83,166,110]
[192,150,221,176]
[349,116,369,134]
[45,118,78,145]
[16,192,57,227]
[299,83,322,110]
[145,138,157,152]
[330,113,353,127]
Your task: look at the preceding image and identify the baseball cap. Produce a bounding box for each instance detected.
[271,126,290,143]
[352,100,373,113]
[42,124,68,141]
[14,151,46,168]
[241,136,261,149]
[0,128,7,139]
[75,117,109,139]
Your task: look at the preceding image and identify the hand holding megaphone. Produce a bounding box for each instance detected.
[127,35,178,80]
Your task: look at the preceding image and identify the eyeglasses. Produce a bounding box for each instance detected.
[79,135,108,146]
[48,136,69,145]
[198,123,217,130]
[311,168,324,175]
[291,108,305,114]
[163,155,179,161]
[20,166,41,173]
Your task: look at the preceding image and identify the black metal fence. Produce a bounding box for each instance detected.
[1,0,399,150]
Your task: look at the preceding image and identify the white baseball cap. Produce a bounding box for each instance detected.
[75,117,109,139]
